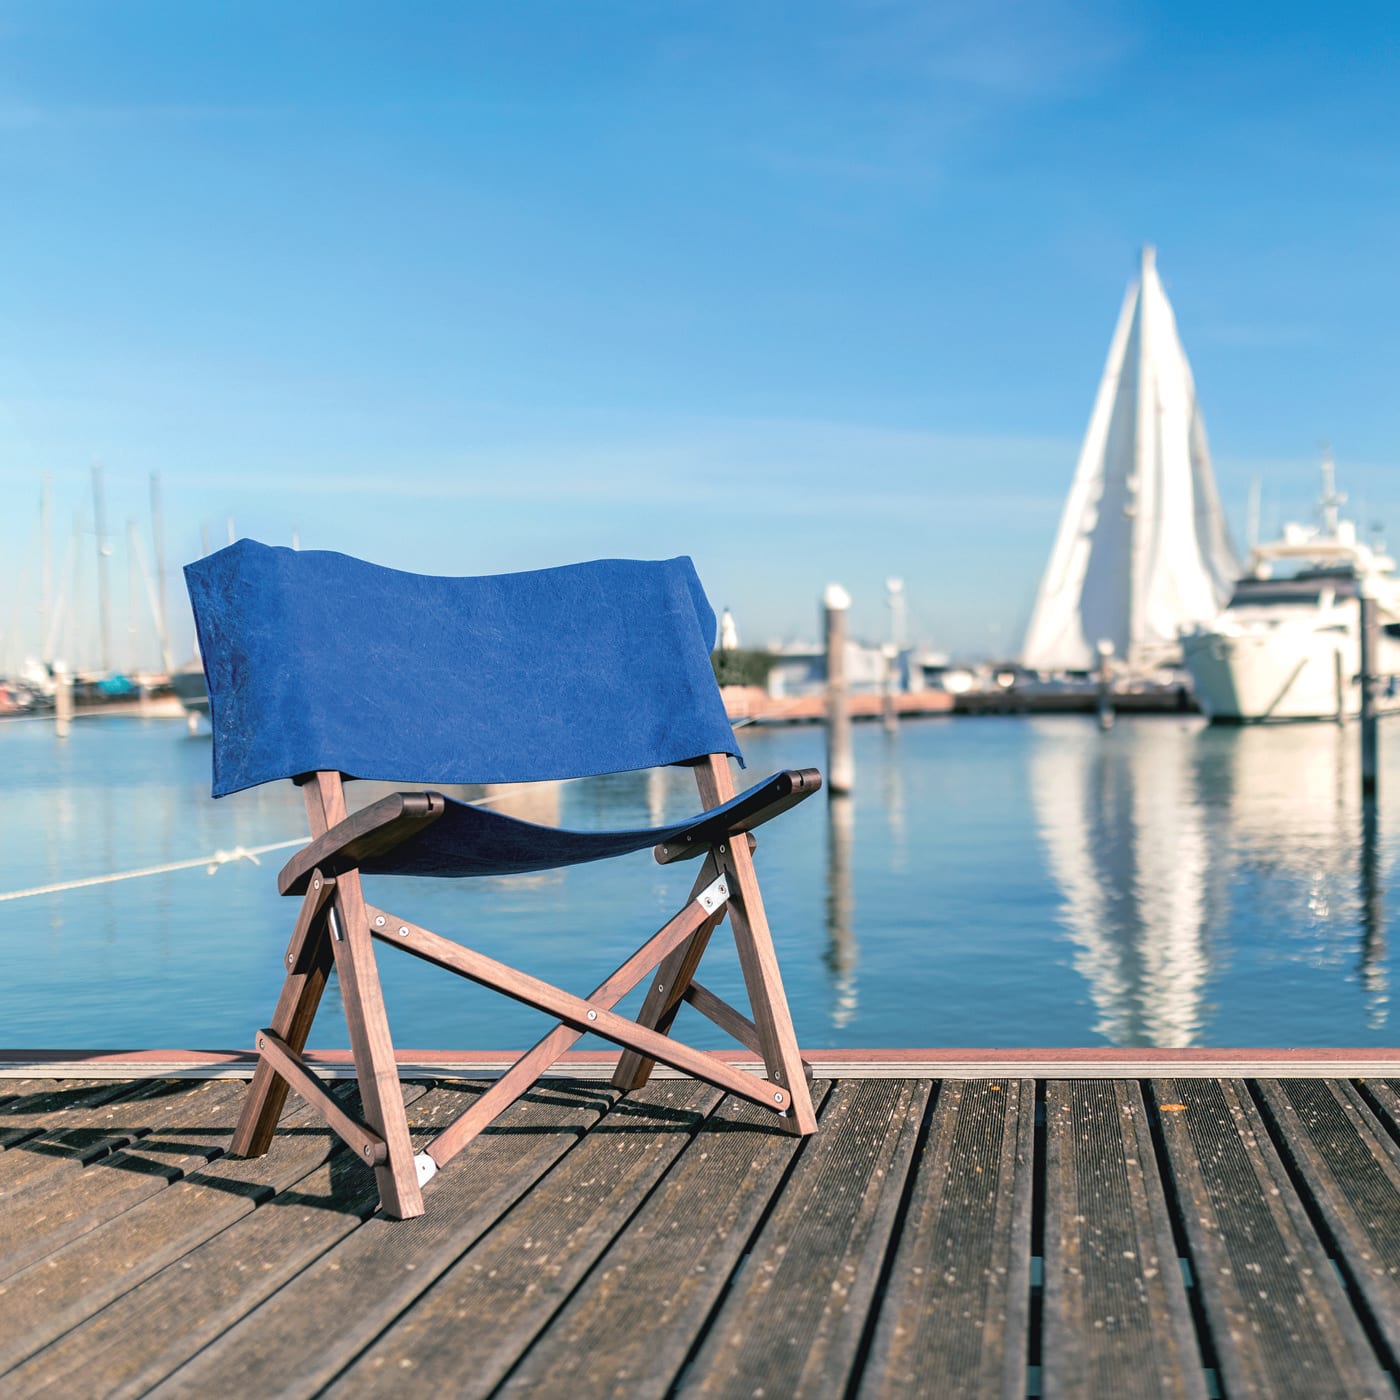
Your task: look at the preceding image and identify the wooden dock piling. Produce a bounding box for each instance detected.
[1360,593,1379,796]
[824,583,853,795]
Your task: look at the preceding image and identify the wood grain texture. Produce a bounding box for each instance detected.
[0,1081,418,1387]
[1042,1079,1203,1399]
[680,1077,929,1398]
[1257,1078,1400,1370]
[0,1078,246,1286]
[145,1079,614,1399]
[497,1082,833,1398]
[327,1079,724,1398]
[1152,1077,1390,1399]
[858,1080,1034,1400]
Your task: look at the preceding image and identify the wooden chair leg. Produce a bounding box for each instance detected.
[330,869,425,1219]
[230,877,335,1158]
[720,834,818,1134]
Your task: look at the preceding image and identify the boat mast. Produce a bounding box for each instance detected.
[91,464,112,674]
[1318,449,1345,538]
[39,472,53,667]
[149,473,172,674]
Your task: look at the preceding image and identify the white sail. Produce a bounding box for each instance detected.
[1023,247,1239,672]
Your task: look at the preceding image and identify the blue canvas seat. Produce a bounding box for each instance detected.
[186,540,821,1218]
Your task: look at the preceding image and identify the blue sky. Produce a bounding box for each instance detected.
[1,1,1397,667]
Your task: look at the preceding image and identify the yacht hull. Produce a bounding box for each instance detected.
[1185,626,1399,722]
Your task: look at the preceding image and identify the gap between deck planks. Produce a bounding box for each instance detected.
[3,1073,1400,1398]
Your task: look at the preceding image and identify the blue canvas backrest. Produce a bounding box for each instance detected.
[185,540,742,797]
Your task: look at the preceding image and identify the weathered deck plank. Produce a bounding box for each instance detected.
[1042,1079,1202,1399]
[1151,1077,1391,1399]
[0,1078,138,1152]
[0,1073,1398,1398]
[0,1077,247,1283]
[0,1082,421,1386]
[1256,1078,1400,1372]
[327,1079,724,1398]
[857,1079,1035,1400]
[679,1077,929,1398]
[146,1079,616,1398]
[495,1082,834,1397]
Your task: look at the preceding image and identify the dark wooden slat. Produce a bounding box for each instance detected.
[326,1079,724,1398]
[1152,1077,1391,1399]
[1042,1080,1203,1399]
[653,767,822,863]
[0,1079,135,1151]
[679,1078,929,1398]
[0,1082,420,1387]
[0,1078,246,1284]
[254,1029,386,1164]
[857,1079,1034,1400]
[276,789,445,895]
[0,1078,210,1198]
[145,1079,616,1398]
[1257,1078,1400,1369]
[496,1082,833,1398]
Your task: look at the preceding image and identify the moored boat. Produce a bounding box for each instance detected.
[1182,457,1400,722]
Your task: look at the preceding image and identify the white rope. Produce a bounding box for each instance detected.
[0,837,306,903]
[0,779,600,904]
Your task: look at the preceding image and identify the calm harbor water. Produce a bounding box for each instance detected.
[1,711,1396,1050]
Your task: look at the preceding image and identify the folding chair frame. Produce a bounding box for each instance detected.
[230,755,818,1219]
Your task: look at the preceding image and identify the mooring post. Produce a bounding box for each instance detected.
[54,667,73,739]
[824,583,854,795]
[1360,592,1379,797]
[1095,639,1115,732]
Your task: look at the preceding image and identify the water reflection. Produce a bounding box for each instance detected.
[824,794,857,1028]
[1361,799,1387,1025]
[1030,721,1216,1045]
[1031,718,1392,1045]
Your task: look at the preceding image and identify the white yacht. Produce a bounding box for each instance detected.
[1183,458,1400,722]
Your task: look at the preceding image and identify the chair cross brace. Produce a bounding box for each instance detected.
[231,758,818,1219]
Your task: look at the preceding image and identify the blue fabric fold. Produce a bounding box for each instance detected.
[184,541,743,797]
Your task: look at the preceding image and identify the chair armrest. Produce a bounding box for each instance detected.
[654,768,822,864]
[278,792,447,895]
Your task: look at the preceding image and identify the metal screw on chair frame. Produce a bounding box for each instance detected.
[586,1010,597,1021]
[655,983,665,994]
[397,926,409,938]
[363,1144,373,1158]
[774,1092,785,1104]
[374,915,386,927]
[312,878,321,891]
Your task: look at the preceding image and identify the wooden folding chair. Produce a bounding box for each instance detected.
[185,540,821,1218]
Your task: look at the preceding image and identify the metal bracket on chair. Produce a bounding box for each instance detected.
[695,874,729,915]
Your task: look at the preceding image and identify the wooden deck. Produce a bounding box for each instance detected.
[4,1070,1400,1397]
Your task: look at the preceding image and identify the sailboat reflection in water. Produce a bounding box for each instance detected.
[1030,720,1222,1045]
[1032,719,1390,1045]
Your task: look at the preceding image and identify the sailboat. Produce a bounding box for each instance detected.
[1022,247,1240,676]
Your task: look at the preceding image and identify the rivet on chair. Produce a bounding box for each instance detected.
[312,878,321,890]
[587,1010,597,1021]
[374,915,386,927]
[363,1144,373,1158]
[397,926,409,937]
[774,1092,785,1104]
[719,843,727,853]
[656,983,665,994]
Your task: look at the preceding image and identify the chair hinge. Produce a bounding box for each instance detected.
[695,874,730,915]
